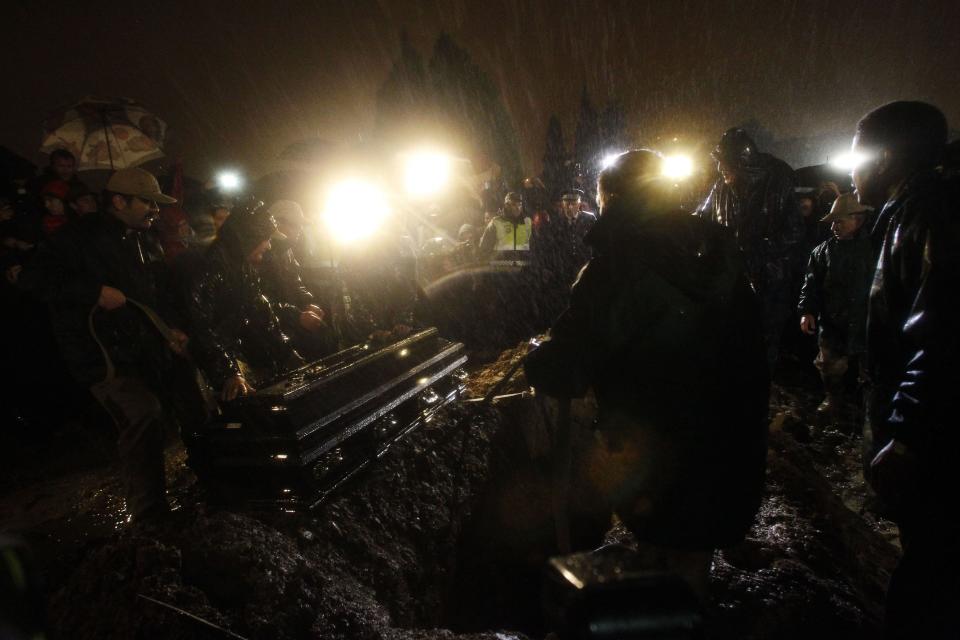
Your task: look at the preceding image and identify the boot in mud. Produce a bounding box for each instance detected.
[816,392,843,427]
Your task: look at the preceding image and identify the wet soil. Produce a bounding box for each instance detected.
[0,346,899,639]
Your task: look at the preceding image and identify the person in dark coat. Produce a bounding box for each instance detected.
[696,128,804,368]
[336,230,419,346]
[24,168,192,522]
[798,193,875,420]
[537,188,597,324]
[259,200,338,360]
[549,188,597,286]
[525,150,769,597]
[851,100,960,639]
[187,202,302,401]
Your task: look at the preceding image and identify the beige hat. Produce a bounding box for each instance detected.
[106,168,176,204]
[820,192,871,223]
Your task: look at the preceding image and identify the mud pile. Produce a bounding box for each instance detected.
[44,403,519,640]
[2,346,900,639]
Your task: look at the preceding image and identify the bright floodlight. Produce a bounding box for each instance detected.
[662,154,694,180]
[323,179,391,244]
[601,152,625,171]
[830,151,872,171]
[217,171,242,191]
[404,152,452,198]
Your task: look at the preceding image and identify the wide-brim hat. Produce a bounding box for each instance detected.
[820,192,872,223]
[106,168,176,204]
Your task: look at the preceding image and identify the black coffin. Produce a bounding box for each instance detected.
[190,328,468,510]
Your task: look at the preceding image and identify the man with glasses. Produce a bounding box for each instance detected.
[27,167,196,524]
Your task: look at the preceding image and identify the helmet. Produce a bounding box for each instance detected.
[711,128,758,167]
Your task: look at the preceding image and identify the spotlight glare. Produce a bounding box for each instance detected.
[601,152,625,171]
[217,171,242,191]
[404,152,452,198]
[662,154,694,180]
[323,179,391,244]
[830,151,872,171]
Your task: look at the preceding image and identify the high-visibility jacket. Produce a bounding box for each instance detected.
[481,215,533,268]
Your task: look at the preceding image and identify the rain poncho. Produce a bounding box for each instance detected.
[186,208,298,388]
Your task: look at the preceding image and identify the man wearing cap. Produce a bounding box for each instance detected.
[797,193,874,423]
[478,192,535,267]
[187,201,303,402]
[696,128,804,368]
[476,191,543,340]
[538,188,598,322]
[552,188,597,282]
[26,167,193,523]
[258,200,338,361]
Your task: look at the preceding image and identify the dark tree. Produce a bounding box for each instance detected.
[374,31,433,145]
[541,114,566,198]
[427,33,523,183]
[573,86,600,178]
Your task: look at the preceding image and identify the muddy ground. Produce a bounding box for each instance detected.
[0,346,900,639]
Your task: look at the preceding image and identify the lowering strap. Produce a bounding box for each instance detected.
[88,298,177,383]
[87,299,219,411]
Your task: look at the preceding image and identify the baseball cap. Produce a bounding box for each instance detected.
[820,193,872,223]
[106,168,176,204]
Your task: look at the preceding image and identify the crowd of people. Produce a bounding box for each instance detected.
[1,99,957,637]
[527,100,959,639]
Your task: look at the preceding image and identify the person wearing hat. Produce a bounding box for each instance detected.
[555,188,596,271]
[797,192,875,423]
[258,200,338,361]
[187,200,303,402]
[24,167,195,523]
[475,191,543,342]
[537,188,598,322]
[478,191,534,267]
[696,127,804,369]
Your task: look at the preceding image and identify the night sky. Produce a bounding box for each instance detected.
[3,0,958,178]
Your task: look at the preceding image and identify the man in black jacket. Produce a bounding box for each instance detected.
[187,202,302,401]
[852,100,960,639]
[797,193,875,422]
[538,188,598,323]
[259,200,337,360]
[696,128,804,368]
[525,150,768,596]
[26,168,190,522]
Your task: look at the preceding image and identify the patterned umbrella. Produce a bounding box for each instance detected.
[39,96,166,170]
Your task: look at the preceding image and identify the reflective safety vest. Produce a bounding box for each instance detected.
[489,216,533,268]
